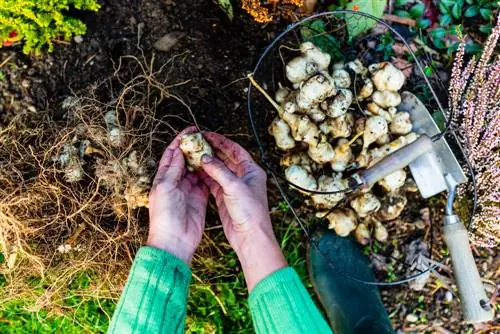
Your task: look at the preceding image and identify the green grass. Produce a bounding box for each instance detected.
[0,215,311,333]
[0,270,116,333]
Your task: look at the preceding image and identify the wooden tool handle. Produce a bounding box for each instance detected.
[360,135,433,186]
[443,220,494,323]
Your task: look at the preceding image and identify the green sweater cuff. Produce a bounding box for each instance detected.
[108,246,191,334]
[249,267,332,334]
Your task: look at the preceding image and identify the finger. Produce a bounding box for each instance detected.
[199,167,225,202]
[156,147,175,176]
[203,132,255,167]
[156,126,198,176]
[163,148,186,184]
[218,149,264,177]
[198,171,218,189]
[198,180,209,197]
[212,148,242,175]
[185,172,199,185]
[200,155,239,190]
[167,126,199,151]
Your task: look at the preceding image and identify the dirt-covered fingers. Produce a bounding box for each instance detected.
[203,132,255,167]
[200,155,241,191]
[155,126,198,183]
[185,172,209,196]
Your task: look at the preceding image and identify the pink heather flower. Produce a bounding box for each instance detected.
[447,14,500,248]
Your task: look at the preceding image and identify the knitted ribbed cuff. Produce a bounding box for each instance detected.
[248,267,332,334]
[108,246,191,334]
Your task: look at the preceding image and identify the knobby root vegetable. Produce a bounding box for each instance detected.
[280,152,317,173]
[378,169,406,193]
[376,133,391,145]
[285,42,331,84]
[354,117,366,135]
[331,138,353,172]
[372,90,401,108]
[275,84,291,103]
[363,116,388,149]
[369,62,405,91]
[323,208,357,237]
[355,223,371,245]
[283,99,298,114]
[333,61,345,70]
[179,133,213,171]
[319,113,354,138]
[105,110,126,148]
[390,112,413,135]
[307,105,327,123]
[350,192,381,218]
[269,117,296,150]
[354,149,371,169]
[285,57,319,84]
[300,41,331,69]
[373,219,389,243]
[57,143,85,182]
[307,135,335,164]
[285,165,317,193]
[296,72,336,109]
[402,178,419,193]
[332,69,351,88]
[376,193,408,221]
[346,59,368,76]
[366,102,393,123]
[322,88,353,118]
[282,113,320,145]
[357,77,374,101]
[310,175,346,210]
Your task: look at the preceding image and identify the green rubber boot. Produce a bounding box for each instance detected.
[307,229,394,334]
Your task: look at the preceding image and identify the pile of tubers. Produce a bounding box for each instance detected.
[269,41,418,245]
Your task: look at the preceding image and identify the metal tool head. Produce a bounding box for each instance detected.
[398,92,467,198]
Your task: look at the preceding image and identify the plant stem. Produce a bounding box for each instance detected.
[247,73,284,115]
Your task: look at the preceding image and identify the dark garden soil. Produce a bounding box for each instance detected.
[0,0,497,333]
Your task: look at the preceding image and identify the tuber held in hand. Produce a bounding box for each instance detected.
[179,133,213,171]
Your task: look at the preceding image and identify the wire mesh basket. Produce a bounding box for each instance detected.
[247,11,453,285]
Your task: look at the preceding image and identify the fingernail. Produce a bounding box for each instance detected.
[201,154,213,164]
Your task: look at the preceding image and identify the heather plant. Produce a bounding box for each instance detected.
[448,14,499,247]
[0,0,100,54]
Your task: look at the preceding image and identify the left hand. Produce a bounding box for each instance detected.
[147,126,209,265]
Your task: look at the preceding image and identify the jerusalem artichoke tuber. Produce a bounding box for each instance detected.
[180,133,213,171]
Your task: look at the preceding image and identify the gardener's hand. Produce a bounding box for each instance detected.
[147,127,209,265]
[200,133,287,291]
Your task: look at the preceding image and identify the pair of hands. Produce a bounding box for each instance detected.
[147,127,286,290]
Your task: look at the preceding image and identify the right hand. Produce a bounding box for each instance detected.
[199,132,287,290]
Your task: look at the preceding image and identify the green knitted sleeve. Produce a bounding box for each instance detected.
[248,267,333,334]
[107,246,191,334]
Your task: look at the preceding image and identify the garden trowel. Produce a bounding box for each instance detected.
[348,92,494,323]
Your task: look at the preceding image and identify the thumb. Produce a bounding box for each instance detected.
[200,154,239,190]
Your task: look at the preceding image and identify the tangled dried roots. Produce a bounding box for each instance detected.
[0,54,193,310]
